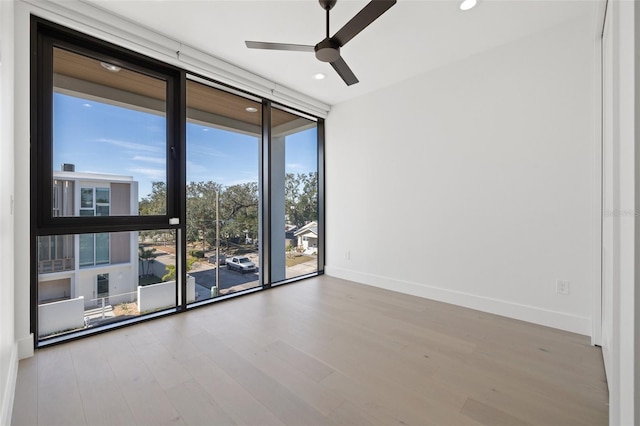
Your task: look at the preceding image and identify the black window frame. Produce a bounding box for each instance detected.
[31,16,325,347]
[33,18,183,234]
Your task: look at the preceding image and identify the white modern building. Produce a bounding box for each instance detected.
[38,166,139,310]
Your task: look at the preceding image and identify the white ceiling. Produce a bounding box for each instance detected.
[85,0,602,106]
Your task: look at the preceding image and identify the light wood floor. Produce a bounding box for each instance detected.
[12,276,608,425]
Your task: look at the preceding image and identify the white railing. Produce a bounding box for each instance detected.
[87,290,138,320]
[38,257,74,273]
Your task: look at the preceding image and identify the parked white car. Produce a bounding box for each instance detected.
[226,256,257,273]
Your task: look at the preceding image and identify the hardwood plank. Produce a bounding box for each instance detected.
[183,353,286,426]
[461,397,532,426]
[12,276,609,426]
[11,357,38,426]
[229,338,344,416]
[191,334,334,425]
[164,380,235,426]
[265,340,335,382]
[37,382,86,426]
[76,381,137,426]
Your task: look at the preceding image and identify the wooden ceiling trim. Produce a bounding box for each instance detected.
[53,47,312,131]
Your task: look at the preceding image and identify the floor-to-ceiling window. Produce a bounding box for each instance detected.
[186,80,262,301]
[32,18,324,345]
[269,106,320,283]
[33,23,181,343]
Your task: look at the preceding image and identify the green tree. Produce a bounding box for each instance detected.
[162,264,176,282]
[285,172,317,228]
[139,182,169,244]
[139,181,166,216]
[184,181,259,252]
[220,182,259,246]
[186,181,222,250]
[162,258,197,282]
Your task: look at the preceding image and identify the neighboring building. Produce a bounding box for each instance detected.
[285,224,298,249]
[294,221,318,254]
[38,165,139,309]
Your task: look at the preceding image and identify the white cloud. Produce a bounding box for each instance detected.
[186,161,208,176]
[188,146,229,158]
[132,155,166,164]
[286,163,304,170]
[97,138,163,153]
[129,168,165,180]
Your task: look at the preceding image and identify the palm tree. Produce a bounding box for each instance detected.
[138,246,158,277]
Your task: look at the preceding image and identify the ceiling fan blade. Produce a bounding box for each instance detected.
[331,0,397,47]
[330,56,359,86]
[245,41,315,52]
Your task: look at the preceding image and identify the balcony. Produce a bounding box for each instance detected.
[38,258,74,274]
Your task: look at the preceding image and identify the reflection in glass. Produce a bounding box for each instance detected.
[52,47,167,216]
[186,80,261,302]
[37,229,176,341]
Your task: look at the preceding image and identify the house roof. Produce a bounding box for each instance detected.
[294,221,317,238]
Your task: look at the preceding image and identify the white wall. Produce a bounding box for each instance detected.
[137,276,196,313]
[0,0,17,424]
[601,1,639,424]
[13,1,32,362]
[326,17,598,336]
[38,297,85,337]
[77,265,135,308]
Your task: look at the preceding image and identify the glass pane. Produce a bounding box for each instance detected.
[79,234,94,267]
[39,238,50,262]
[97,274,109,296]
[271,107,319,283]
[186,80,261,302]
[80,188,93,208]
[37,229,177,341]
[95,233,110,264]
[53,47,167,216]
[96,205,110,216]
[95,188,109,204]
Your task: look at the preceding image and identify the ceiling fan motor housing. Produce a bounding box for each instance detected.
[315,38,340,63]
[319,0,337,11]
[246,0,396,85]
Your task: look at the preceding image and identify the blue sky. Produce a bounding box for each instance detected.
[53,93,317,199]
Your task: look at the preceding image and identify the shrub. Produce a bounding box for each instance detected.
[189,250,205,258]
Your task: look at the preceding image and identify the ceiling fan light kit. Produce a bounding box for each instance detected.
[245,0,397,86]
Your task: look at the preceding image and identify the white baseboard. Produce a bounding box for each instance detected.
[17,334,33,360]
[325,266,591,336]
[1,343,18,426]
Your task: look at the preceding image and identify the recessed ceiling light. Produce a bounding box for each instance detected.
[100,62,121,72]
[460,0,477,11]
[245,107,258,113]
[314,73,326,80]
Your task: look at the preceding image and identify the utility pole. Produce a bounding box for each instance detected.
[215,190,220,297]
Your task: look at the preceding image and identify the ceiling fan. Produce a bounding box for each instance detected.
[245,0,397,86]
